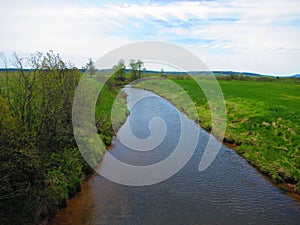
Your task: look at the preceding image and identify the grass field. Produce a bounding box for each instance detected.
[135,76,300,193]
[218,80,300,113]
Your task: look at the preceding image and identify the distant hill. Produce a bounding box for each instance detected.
[1,68,299,78]
[280,74,300,78]
[292,74,300,78]
[211,71,263,77]
[165,71,264,77]
[143,70,264,77]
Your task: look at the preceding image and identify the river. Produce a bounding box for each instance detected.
[51,87,300,225]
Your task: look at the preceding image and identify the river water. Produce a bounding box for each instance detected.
[51,88,300,225]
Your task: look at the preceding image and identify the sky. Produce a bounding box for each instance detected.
[0,0,300,75]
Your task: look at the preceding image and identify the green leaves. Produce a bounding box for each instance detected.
[0,52,85,224]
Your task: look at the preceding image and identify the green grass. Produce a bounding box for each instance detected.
[218,80,300,113]
[135,77,300,193]
[77,73,129,148]
[95,77,129,146]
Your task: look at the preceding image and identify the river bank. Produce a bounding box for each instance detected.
[50,87,300,225]
[134,77,300,196]
[39,77,129,225]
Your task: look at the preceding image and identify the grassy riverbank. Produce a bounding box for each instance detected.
[135,76,300,193]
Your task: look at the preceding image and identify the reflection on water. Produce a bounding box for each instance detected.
[51,88,300,225]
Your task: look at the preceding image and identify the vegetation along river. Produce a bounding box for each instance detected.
[51,88,300,225]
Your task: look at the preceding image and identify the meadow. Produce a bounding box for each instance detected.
[135,76,300,193]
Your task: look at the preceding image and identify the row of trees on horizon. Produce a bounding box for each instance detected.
[83,57,146,81]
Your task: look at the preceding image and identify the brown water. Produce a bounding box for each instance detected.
[51,88,300,225]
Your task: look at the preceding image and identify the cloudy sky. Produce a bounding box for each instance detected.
[1,0,299,75]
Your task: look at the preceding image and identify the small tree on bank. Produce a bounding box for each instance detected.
[129,59,144,81]
[113,59,126,81]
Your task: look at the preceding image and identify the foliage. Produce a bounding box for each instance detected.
[129,59,144,80]
[84,58,96,75]
[0,52,85,224]
[113,59,126,81]
[0,53,133,224]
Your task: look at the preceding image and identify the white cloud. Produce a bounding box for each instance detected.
[0,0,299,75]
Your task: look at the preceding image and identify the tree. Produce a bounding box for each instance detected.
[85,58,96,75]
[0,51,84,224]
[136,59,144,79]
[160,68,166,77]
[113,59,126,81]
[129,59,144,80]
[129,59,138,80]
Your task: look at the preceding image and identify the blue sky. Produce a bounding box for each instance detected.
[0,0,300,75]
